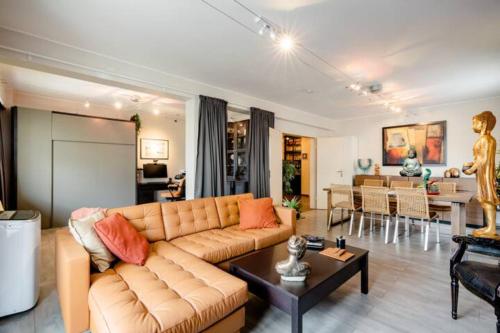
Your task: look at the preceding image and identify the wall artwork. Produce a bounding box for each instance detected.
[140,138,169,160]
[382,121,446,166]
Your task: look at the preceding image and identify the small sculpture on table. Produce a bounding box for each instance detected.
[275,235,311,282]
[462,111,500,239]
[399,146,422,177]
[444,167,461,178]
[374,163,381,176]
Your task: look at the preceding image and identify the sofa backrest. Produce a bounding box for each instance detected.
[161,198,221,241]
[214,193,254,228]
[106,202,165,242]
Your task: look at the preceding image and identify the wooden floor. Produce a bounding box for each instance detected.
[0,209,496,333]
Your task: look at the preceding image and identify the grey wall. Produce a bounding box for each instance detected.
[17,108,52,228]
[17,109,136,228]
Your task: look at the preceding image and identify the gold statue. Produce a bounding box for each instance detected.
[462,111,499,239]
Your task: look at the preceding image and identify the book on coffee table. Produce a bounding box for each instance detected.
[319,247,355,262]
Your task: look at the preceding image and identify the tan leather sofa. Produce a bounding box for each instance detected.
[56,193,296,333]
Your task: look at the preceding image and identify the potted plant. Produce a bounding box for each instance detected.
[282,161,296,195]
[283,196,302,219]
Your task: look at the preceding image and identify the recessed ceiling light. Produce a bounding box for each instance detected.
[153,108,160,115]
[114,101,122,110]
[84,101,90,108]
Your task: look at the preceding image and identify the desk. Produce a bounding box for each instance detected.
[323,187,475,236]
[137,182,169,204]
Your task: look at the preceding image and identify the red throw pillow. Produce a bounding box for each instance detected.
[239,197,278,230]
[94,213,149,265]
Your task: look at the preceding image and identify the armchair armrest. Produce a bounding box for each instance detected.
[274,206,296,234]
[56,228,90,333]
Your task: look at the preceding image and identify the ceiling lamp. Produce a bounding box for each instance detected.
[114,101,122,110]
[84,101,90,108]
[278,34,295,52]
[153,108,160,115]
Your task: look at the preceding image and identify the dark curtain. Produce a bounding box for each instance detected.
[194,95,228,198]
[0,105,16,209]
[248,107,275,198]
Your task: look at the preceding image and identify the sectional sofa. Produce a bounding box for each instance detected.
[55,193,296,333]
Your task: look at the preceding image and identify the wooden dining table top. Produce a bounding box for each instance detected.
[322,186,476,204]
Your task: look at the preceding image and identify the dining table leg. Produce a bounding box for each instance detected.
[450,202,466,236]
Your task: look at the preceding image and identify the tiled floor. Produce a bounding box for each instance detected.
[0,209,496,333]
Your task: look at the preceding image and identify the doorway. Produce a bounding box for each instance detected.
[282,134,316,212]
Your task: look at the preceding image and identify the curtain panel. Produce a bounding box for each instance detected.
[0,105,15,209]
[194,95,228,198]
[248,107,275,198]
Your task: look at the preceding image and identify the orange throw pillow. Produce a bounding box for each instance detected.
[94,213,149,265]
[239,197,278,230]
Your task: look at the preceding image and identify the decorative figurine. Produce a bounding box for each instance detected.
[399,146,423,177]
[357,158,373,174]
[463,111,500,239]
[444,167,461,178]
[275,235,311,282]
[374,163,381,176]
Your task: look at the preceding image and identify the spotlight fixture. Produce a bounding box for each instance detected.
[278,34,295,52]
[84,101,90,108]
[114,101,122,110]
[269,30,276,40]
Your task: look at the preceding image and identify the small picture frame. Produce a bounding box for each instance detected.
[140,139,169,160]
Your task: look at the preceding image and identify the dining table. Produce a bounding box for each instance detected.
[323,186,476,236]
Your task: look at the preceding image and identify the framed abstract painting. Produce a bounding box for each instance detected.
[382,121,446,166]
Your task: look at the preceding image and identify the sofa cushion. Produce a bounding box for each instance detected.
[224,224,293,250]
[94,213,149,266]
[170,229,255,263]
[239,197,278,230]
[107,203,164,242]
[89,241,247,333]
[161,198,221,241]
[214,193,254,228]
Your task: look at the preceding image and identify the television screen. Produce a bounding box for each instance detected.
[143,163,167,178]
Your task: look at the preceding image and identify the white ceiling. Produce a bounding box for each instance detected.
[0,63,185,117]
[0,0,499,119]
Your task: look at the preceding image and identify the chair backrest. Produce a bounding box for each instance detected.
[361,186,390,214]
[363,179,384,187]
[390,180,413,189]
[175,178,186,196]
[395,187,430,219]
[330,184,355,210]
[434,182,456,194]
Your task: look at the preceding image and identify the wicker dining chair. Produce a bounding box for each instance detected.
[390,180,414,189]
[429,182,456,214]
[329,184,361,231]
[359,186,395,243]
[393,187,440,251]
[363,179,385,187]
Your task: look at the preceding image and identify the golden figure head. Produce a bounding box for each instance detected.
[472,111,496,134]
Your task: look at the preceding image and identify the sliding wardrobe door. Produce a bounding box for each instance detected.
[52,141,135,227]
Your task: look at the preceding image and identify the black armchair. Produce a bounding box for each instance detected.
[450,235,500,332]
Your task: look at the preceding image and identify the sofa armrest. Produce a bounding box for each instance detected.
[274,206,296,234]
[56,228,90,333]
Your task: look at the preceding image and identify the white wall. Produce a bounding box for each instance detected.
[0,83,13,107]
[137,115,185,177]
[333,96,500,177]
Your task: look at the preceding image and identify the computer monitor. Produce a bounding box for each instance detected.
[143,163,167,178]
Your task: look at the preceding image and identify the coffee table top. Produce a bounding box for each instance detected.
[229,240,368,298]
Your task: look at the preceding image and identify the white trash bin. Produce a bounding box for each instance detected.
[0,210,41,317]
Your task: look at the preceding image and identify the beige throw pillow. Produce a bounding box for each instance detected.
[68,211,115,272]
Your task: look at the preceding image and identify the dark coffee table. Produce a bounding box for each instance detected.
[229,240,369,333]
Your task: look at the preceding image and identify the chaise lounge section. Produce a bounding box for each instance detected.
[56,193,296,333]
